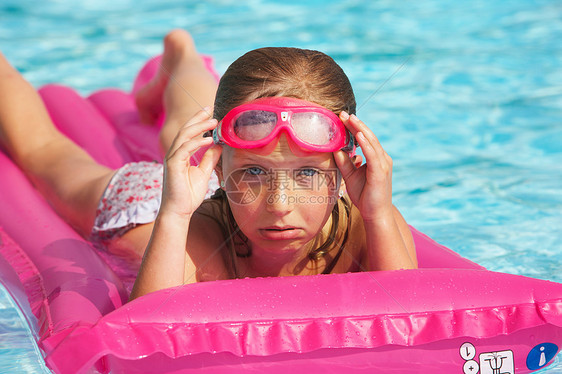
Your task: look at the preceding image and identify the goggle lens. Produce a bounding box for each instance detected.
[291,112,336,146]
[232,110,336,146]
[233,110,277,141]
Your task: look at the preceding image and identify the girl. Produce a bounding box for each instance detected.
[0,30,416,302]
[129,38,417,298]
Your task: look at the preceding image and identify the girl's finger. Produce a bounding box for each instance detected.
[341,114,392,176]
[175,118,218,142]
[355,131,386,175]
[363,131,391,174]
[347,115,387,155]
[339,111,358,137]
[349,114,390,167]
[198,145,223,177]
[168,136,214,164]
[168,119,218,154]
[169,107,213,150]
[342,114,386,161]
[340,112,369,137]
[355,132,376,162]
[333,150,357,181]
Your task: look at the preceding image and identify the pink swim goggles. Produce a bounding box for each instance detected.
[212,97,355,153]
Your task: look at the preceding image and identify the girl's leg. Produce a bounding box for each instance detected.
[135,29,218,153]
[115,30,219,257]
[0,30,216,254]
[0,52,115,238]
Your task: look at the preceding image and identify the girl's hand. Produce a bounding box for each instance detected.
[333,112,394,224]
[160,108,222,219]
[130,109,222,300]
[334,112,417,271]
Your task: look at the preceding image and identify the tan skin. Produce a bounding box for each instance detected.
[0,29,216,258]
[129,104,417,299]
[0,29,416,302]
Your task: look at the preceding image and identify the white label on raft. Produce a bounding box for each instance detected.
[463,360,480,374]
[460,342,477,361]
[479,350,514,374]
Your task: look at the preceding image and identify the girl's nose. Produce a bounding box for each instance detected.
[265,175,295,216]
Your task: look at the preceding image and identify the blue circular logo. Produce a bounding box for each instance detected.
[526,343,559,370]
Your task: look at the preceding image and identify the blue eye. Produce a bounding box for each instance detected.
[245,167,265,176]
[297,168,318,177]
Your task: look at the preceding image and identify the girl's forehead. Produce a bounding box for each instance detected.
[226,135,334,165]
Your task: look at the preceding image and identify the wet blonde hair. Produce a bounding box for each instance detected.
[213,47,356,120]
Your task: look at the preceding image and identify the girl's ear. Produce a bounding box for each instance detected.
[338,179,346,197]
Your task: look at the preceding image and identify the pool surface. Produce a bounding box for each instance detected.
[1,0,561,372]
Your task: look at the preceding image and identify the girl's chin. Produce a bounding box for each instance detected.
[249,236,311,256]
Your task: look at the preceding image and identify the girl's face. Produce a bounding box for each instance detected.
[219,134,341,257]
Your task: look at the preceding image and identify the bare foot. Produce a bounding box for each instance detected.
[135,29,207,125]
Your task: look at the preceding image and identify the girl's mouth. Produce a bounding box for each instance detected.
[259,226,302,240]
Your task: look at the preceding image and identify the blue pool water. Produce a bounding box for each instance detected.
[1,0,561,372]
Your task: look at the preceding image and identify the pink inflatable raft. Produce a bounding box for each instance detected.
[0,56,561,374]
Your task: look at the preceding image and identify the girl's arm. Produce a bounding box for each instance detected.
[334,112,417,271]
[361,205,417,271]
[129,210,192,300]
[129,110,222,300]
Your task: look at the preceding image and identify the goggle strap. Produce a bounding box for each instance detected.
[341,132,356,152]
[212,127,224,145]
